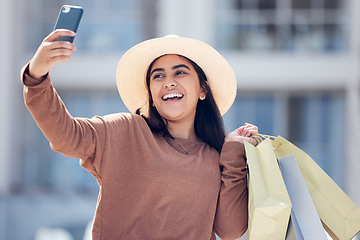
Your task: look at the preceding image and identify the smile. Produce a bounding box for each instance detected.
[162,93,184,101]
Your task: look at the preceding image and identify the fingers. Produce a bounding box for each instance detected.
[236,126,245,136]
[248,137,255,145]
[28,33,76,79]
[42,39,76,52]
[241,123,259,137]
[233,123,259,137]
[45,29,76,42]
[225,123,259,145]
[38,41,75,66]
[38,35,76,62]
[47,44,76,58]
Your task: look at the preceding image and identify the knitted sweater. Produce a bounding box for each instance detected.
[21,64,248,240]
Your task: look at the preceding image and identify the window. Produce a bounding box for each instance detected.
[22,90,128,193]
[25,0,158,53]
[287,92,345,185]
[21,0,158,193]
[223,91,345,187]
[215,0,347,53]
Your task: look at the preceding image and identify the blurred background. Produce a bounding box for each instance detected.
[1,0,360,239]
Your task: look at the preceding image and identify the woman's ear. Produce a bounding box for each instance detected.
[199,88,207,100]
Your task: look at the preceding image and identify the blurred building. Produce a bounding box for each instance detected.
[0,0,359,239]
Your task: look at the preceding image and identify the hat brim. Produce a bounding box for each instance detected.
[116,36,237,116]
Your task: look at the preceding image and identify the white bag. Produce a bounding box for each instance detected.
[278,154,328,240]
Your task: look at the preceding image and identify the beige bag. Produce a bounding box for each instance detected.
[254,134,360,240]
[245,139,292,240]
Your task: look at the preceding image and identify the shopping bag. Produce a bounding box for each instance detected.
[245,139,292,240]
[253,134,360,240]
[278,154,328,240]
[285,216,300,240]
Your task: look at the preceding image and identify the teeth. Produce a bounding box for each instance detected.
[162,93,184,100]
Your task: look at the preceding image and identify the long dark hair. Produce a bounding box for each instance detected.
[136,55,226,153]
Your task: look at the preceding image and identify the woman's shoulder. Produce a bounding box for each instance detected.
[99,112,142,121]
[83,112,151,138]
[92,112,146,126]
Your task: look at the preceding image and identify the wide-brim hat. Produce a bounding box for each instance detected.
[116,35,237,116]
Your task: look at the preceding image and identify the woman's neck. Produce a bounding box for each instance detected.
[166,120,198,142]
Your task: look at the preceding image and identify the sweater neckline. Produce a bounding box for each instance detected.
[164,136,204,155]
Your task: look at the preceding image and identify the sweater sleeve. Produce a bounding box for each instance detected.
[214,141,248,240]
[21,63,105,182]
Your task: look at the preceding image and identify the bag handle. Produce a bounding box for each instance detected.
[252,133,276,143]
[252,133,282,150]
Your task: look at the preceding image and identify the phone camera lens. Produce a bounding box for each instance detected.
[62,6,70,13]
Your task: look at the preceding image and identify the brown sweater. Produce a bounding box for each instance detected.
[21,64,248,240]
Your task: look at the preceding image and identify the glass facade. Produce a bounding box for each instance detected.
[11,1,357,240]
[223,91,345,187]
[215,0,348,189]
[22,90,346,192]
[215,0,347,53]
[22,90,127,193]
[21,0,347,193]
[25,0,151,53]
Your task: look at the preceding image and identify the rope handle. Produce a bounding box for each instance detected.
[251,133,276,143]
[251,133,281,150]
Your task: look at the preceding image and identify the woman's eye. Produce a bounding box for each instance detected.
[176,70,186,76]
[153,73,164,79]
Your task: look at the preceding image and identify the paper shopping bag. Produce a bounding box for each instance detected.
[285,216,300,240]
[278,154,328,240]
[272,136,360,240]
[245,139,292,240]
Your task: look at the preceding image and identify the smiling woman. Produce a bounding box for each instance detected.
[22,32,259,239]
[148,55,203,138]
[141,54,223,152]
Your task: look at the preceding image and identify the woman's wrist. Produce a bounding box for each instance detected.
[28,62,48,81]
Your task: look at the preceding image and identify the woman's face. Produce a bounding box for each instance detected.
[149,54,205,124]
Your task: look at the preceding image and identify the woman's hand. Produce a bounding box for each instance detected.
[29,29,77,80]
[225,123,259,146]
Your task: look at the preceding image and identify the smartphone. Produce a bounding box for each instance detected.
[54,5,83,43]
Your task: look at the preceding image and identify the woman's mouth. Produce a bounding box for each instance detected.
[162,93,184,101]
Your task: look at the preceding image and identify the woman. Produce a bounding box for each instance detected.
[22,30,258,240]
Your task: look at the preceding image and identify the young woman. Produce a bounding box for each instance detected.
[22,29,259,240]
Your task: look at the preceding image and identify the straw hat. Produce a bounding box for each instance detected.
[116,35,237,116]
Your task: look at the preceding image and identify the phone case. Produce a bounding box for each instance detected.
[54,5,83,43]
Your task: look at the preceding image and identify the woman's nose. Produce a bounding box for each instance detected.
[164,78,177,88]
